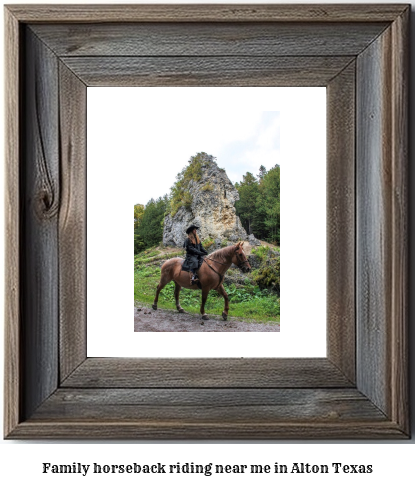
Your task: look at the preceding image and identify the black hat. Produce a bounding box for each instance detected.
[186,224,199,234]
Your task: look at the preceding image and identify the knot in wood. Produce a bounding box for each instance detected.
[36,188,59,219]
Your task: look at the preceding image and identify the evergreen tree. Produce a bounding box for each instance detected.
[235,172,259,235]
[134,204,144,229]
[235,165,280,244]
[134,204,145,253]
[257,165,267,181]
[252,185,268,239]
[134,195,169,253]
[262,165,280,244]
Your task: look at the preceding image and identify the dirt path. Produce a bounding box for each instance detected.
[134,306,280,332]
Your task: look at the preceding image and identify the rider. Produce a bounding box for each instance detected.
[182,225,208,285]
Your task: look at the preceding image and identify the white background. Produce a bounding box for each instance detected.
[1,0,414,486]
[87,87,326,357]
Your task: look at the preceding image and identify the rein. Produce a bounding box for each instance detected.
[202,249,250,289]
[204,256,226,266]
[205,251,249,267]
[202,258,225,290]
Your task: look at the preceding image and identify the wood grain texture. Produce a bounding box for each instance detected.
[58,63,87,382]
[4,6,21,438]
[4,4,410,440]
[355,17,408,431]
[357,30,391,417]
[6,4,409,23]
[62,358,353,389]
[31,22,388,57]
[61,56,354,87]
[326,62,356,383]
[7,420,407,441]
[32,388,386,423]
[21,28,60,420]
[389,8,409,433]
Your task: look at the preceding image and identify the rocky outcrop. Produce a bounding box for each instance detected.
[163,153,256,247]
[247,234,261,246]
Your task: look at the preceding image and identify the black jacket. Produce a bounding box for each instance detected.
[182,238,208,271]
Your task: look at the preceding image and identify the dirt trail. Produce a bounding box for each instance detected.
[134,306,280,332]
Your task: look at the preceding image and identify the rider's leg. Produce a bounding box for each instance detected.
[191,268,199,284]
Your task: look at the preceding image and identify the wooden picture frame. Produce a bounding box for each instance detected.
[4,4,409,439]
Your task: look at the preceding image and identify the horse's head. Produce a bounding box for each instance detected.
[232,242,251,273]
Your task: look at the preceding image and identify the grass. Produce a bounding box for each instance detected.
[134,252,280,322]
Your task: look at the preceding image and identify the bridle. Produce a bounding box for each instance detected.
[204,247,250,271]
[201,247,250,289]
[234,248,250,268]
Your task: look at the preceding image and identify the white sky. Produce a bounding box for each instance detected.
[88,87,281,206]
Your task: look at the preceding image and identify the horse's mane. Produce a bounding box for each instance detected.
[208,244,237,260]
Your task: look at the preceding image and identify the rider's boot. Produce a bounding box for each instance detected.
[191,272,199,285]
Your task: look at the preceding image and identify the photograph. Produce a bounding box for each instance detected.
[133,128,280,332]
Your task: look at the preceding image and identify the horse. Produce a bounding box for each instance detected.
[152,241,251,320]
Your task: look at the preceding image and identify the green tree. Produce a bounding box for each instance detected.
[235,165,280,244]
[134,204,145,253]
[262,165,280,244]
[134,230,145,254]
[235,172,259,235]
[252,187,268,239]
[134,195,169,253]
[134,204,144,229]
[257,165,268,181]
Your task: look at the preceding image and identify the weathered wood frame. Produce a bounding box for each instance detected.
[4,4,409,439]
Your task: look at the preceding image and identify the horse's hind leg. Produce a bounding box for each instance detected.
[217,284,229,321]
[152,274,170,310]
[174,282,185,313]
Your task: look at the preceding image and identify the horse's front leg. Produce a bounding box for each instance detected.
[174,282,185,313]
[217,284,229,321]
[200,288,210,320]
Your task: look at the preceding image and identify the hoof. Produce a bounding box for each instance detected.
[202,315,209,320]
[222,312,228,321]
[177,308,185,313]
[152,304,157,311]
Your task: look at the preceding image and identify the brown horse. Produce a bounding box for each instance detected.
[152,242,251,320]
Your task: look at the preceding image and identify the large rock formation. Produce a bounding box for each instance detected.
[163,153,258,247]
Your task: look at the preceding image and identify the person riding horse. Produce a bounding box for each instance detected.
[182,225,208,285]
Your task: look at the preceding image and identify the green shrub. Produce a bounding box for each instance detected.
[171,190,193,216]
[202,237,215,249]
[220,238,229,248]
[201,182,214,192]
[254,254,280,293]
[252,245,270,262]
[169,152,214,216]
